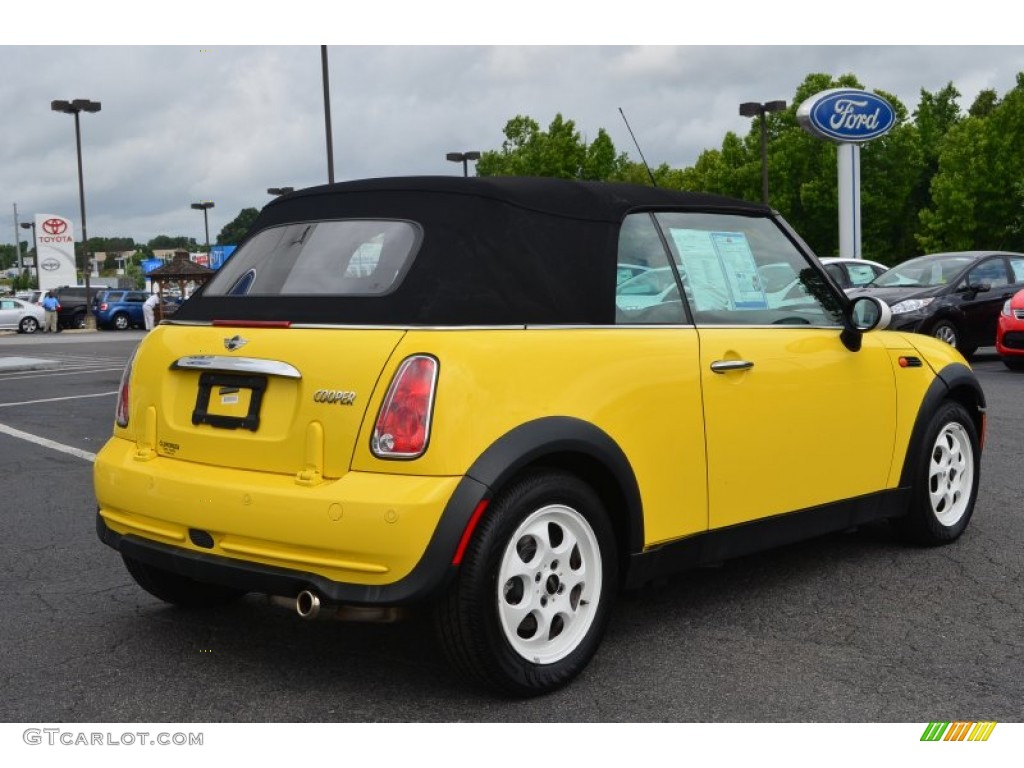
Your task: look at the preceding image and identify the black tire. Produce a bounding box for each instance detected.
[112,312,131,330]
[122,554,246,608]
[931,319,970,357]
[19,317,39,334]
[71,312,86,329]
[434,470,618,697]
[1002,356,1024,372]
[893,400,980,546]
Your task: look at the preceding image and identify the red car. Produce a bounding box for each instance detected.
[996,288,1024,371]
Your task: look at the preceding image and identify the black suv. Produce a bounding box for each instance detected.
[53,285,105,329]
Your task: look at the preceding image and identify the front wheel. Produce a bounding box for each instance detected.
[123,554,246,608]
[894,401,980,546]
[931,320,974,358]
[434,470,618,697]
[1002,356,1024,372]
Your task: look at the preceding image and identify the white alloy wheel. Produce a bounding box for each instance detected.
[928,422,974,527]
[497,503,602,665]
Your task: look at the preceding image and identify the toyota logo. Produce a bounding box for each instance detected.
[42,218,68,235]
[41,258,61,272]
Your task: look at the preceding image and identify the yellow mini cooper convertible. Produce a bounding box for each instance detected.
[95,177,985,696]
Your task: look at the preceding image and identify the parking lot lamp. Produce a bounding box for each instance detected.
[51,98,101,327]
[446,151,481,177]
[267,187,295,196]
[739,100,787,205]
[191,202,215,260]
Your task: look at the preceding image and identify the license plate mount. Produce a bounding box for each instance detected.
[192,372,267,431]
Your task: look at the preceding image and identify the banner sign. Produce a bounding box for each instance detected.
[209,245,236,270]
[35,214,77,290]
[141,258,164,274]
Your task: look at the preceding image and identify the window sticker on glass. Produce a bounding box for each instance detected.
[668,229,768,311]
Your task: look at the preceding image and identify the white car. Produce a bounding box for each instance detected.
[820,257,889,290]
[0,297,45,333]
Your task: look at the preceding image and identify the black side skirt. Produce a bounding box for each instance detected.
[623,488,910,590]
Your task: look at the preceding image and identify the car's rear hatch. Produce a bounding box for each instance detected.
[136,324,404,480]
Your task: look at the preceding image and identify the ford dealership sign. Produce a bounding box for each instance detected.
[797,88,896,143]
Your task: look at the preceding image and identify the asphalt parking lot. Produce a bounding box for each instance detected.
[0,330,1021,723]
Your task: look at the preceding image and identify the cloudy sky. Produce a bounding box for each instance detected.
[3,4,1021,247]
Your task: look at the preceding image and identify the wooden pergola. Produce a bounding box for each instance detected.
[146,251,215,318]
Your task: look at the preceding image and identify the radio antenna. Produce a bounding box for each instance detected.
[619,107,658,187]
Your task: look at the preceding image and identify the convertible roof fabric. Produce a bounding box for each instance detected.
[174,176,770,326]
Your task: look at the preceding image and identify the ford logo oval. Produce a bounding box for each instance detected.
[797,88,896,143]
[41,258,61,271]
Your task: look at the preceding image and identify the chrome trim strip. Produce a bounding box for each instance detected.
[171,356,302,379]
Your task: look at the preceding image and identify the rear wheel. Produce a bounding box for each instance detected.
[122,554,246,608]
[19,317,39,334]
[434,470,617,697]
[112,312,130,330]
[894,401,979,545]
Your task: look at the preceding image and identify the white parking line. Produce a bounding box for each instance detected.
[0,391,118,408]
[0,422,97,462]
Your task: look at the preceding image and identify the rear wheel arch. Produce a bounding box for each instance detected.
[463,417,644,567]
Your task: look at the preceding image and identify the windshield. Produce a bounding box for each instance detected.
[872,254,973,288]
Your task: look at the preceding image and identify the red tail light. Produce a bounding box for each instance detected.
[115,350,137,428]
[99,302,109,311]
[371,355,438,459]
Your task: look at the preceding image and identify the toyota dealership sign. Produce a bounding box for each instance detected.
[34,213,78,290]
[797,88,896,143]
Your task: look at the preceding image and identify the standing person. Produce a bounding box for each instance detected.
[41,290,60,333]
[143,292,160,331]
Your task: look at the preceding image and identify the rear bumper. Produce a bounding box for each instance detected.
[95,437,488,605]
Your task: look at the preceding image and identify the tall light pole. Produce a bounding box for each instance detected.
[20,221,38,286]
[191,201,214,260]
[52,98,101,327]
[446,151,481,177]
[739,100,787,205]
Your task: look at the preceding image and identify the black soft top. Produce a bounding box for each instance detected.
[174,176,771,326]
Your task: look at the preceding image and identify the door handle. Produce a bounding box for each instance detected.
[710,360,754,374]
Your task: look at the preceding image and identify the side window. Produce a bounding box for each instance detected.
[652,212,844,327]
[1009,256,1024,283]
[967,259,1008,288]
[615,213,686,325]
[847,263,881,286]
[823,263,848,287]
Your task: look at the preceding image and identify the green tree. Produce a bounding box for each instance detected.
[477,114,628,180]
[919,72,1024,252]
[217,208,260,245]
[147,235,197,251]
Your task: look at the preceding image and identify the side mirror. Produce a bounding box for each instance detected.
[841,296,891,352]
[849,295,892,331]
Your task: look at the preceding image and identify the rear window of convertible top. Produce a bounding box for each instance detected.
[203,220,422,297]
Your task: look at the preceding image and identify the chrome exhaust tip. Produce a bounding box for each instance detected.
[295,590,321,619]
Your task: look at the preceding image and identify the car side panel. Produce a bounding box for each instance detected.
[351,328,709,546]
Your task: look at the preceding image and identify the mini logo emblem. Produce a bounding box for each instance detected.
[42,218,68,235]
[41,258,61,271]
[224,335,248,351]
